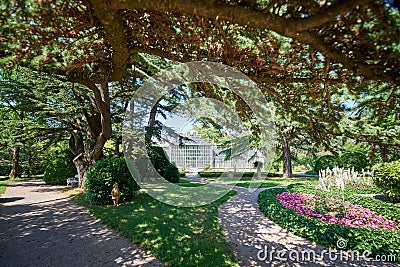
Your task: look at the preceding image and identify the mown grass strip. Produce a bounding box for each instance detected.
[73,185,239,267]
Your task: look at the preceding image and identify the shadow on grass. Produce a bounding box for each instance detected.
[176,179,204,187]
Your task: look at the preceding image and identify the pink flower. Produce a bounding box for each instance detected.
[275,192,399,231]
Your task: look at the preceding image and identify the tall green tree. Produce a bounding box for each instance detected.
[343,81,400,162]
[0,107,24,178]
[1,67,87,182]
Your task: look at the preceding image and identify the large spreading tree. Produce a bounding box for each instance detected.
[1,0,399,182]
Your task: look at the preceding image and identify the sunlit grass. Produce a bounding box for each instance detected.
[61,186,84,198]
[72,188,239,267]
[177,179,204,187]
[203,175,319,188]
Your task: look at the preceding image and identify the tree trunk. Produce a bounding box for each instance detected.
[9,147,21,179]
[282,135,293,178]
[379,145,388,162]
[26,148,33,178]
[257,164,262,179]
[115,136,122,157]
[69,129,99,189]
[73,154,92,188]
[68,82,112,188]
[144,98,161,147]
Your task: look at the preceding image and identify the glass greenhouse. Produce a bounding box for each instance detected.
[162,131,258,171]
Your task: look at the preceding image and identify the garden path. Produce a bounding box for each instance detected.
[183,175,397,267]
[0,179,163,267]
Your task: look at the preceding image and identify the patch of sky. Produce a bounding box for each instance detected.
[157,113,194,134]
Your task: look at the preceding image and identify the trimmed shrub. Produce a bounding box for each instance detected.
[43,149,76,185]
[314,155,342,172]
[372,160,400,202]
[198,171,254,178]
[147,146,170,176]
[0,163,11,176]
[340,152,369,172]
[164,164,180,183]
[85,157,140,205]
[197,171,281,178]
[147,146,180,182]
[304,169,318,176]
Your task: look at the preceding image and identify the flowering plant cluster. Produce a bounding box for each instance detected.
[276,192,399,230]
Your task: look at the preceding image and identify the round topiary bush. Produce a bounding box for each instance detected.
[314,155,342,172]
[43,149,76,185]
[147,146,180,182]
[85,157,140,205]
[164,163,180,183]
[340,152,369,171]
[372,160,400,202]
[147,146,170,176]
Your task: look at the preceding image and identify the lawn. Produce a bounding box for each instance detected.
[176,179,204,187]
[71,180,239,267]
[202,175,318,188]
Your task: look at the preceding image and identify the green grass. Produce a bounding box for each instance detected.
[0,177,31,195]
[203,176,318,188]
[73,189,239,267]
[177,179,204,187]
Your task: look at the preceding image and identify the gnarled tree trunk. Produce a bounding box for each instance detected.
[144,98,161,148]
[69,82,112,188]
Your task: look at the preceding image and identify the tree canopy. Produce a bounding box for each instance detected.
[2,0,399,83]
[1,0,399,180]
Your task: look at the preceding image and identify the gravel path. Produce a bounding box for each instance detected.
[183,175,398,267]
[0,180,163,267]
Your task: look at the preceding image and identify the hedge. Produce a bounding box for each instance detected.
[372,160,400,202]
[198,171,281,178]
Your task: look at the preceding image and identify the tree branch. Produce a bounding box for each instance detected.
[107,0,395,83]
[293,0,374,31]
[90,0,130,81]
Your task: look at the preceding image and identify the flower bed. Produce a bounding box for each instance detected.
[258,186,400,258]
[276,192,399,230]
